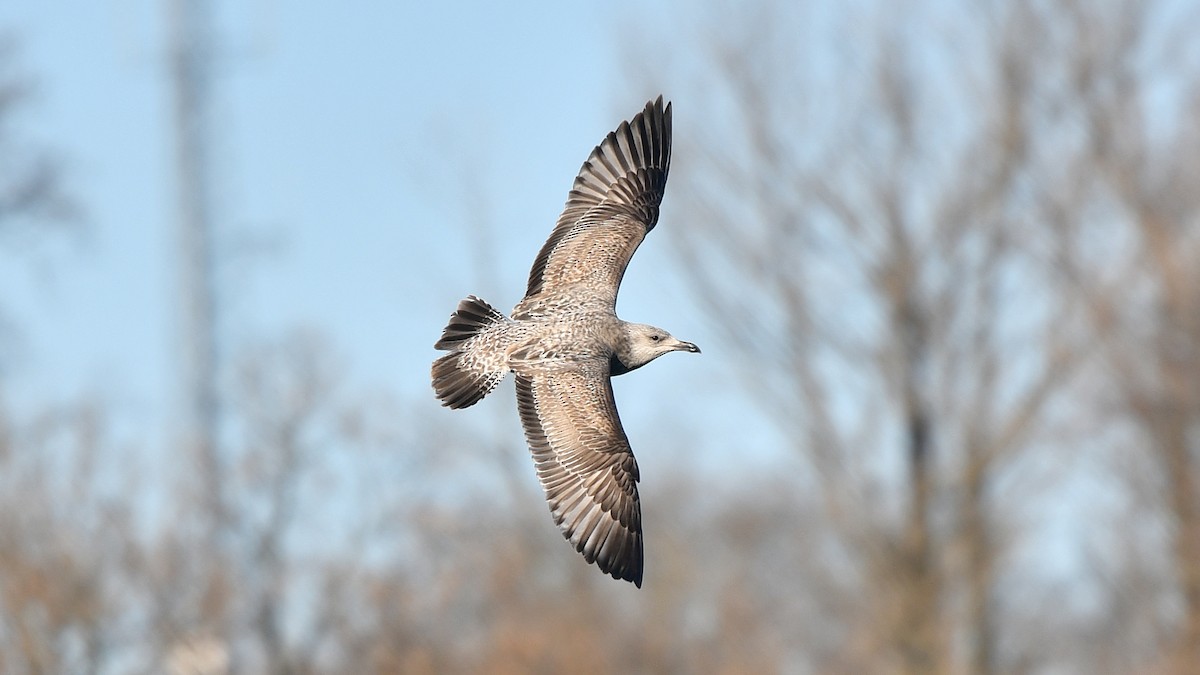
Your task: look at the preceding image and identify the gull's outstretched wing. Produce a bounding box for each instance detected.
[518,97,671,315]
[514,360,643,586]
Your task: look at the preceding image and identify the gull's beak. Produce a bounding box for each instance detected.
[674,340,701,354]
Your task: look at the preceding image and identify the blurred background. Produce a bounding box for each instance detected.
[1,0,1199,673]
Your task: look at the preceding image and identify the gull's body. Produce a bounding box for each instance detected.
[431,97,697,587]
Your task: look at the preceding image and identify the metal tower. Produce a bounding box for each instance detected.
[170,0,223,533]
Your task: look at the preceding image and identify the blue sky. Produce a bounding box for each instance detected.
[0,0,1132,627]
[0,2,774,474]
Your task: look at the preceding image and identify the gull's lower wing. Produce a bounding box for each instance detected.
[514,359,644,586]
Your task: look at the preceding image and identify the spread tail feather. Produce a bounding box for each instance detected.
[432,296,509,409]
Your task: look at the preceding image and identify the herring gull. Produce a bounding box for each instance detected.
[431,96,698,587]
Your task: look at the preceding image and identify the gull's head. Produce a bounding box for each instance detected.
[618,323,701,372]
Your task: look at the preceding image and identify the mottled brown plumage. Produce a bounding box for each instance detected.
[431,97,698,587]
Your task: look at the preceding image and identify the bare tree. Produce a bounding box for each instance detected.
[0,30,104,675]
[0,33,75,372]
[0,400,140,674]
[626,1,1092,671]
[1046,1,1200,670]
[16,1,1200,671]
[0,36,74,237]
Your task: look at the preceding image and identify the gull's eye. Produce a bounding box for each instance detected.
[650,335,662,342]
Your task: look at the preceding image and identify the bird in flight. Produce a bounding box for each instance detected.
[431,96,698,587]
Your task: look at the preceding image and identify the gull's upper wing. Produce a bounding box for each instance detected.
[514,359,643,586]
[518,97,671,315]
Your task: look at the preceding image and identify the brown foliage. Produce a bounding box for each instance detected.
[3,1,1200,672]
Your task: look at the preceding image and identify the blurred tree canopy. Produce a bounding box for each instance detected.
[3,0,1200,673]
